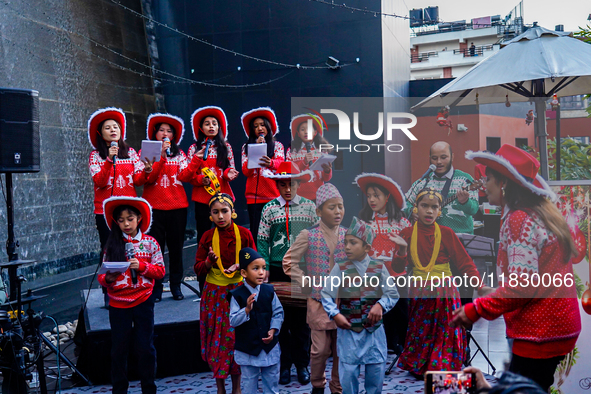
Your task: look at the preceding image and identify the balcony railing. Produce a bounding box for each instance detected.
[411,51,438,63]
[453,45,494,57]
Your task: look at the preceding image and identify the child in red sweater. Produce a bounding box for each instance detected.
[98,197,165,394]
[138,113,201,302]
[187,106,239,243]
[240,107,284,239]
[286,114,332,201]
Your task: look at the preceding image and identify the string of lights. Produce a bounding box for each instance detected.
[109,0,356,70]
[2,5,298,89]
[306,0,440,23]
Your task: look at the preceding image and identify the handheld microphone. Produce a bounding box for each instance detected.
[421,164,437,180]
[304,142,313,166]
[125,242,137,285]
[203,138,213,160]
[163,137,171,156]
[111,141,118,165]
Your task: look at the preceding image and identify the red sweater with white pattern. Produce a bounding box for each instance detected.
[98,233,165,309]
[89,148,147,214]
[187,141,236,204]
[241,142,284,204]
[464,209,581,358]
[136,149,200,210]
[286,145,332,201]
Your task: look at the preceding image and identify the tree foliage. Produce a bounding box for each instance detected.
[546,138,591,181]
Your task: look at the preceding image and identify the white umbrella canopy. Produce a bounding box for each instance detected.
[412,27,591,180]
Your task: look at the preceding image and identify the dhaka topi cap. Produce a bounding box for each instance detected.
[316,183,343,208]
[239,247,264,271]
[346,216,375,245]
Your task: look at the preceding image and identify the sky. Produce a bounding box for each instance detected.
[403,0,589,33]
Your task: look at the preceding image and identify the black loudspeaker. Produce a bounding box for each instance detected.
[0,88,40,173]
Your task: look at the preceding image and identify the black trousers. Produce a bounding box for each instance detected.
[247,202,267,241]
[148,208,187,291]
[95,214,111,253]
[195,202,213,293]
[194,202,213,244]
[109,297,157,394]
[96,214,111,294]
[384,298,408,351]
[508,353,564,392]
[270,265,311,370]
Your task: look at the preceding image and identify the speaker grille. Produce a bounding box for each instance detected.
[0,88,40,173]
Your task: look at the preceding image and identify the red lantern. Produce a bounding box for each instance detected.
[572,227,587,264]
[582,289,591,315]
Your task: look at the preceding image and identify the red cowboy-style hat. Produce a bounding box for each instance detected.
[354,173,407,210]
[146,113,185,145]
[241,107,279,138]
[466,144,556,200]
[87,107,126,149]
[290,114,324,140]
[262,161,312,182]
[191,106,228,141]
[103,196,153,234]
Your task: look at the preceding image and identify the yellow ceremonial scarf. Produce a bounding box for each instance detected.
[205,223,244,286]
[409,222,451,280]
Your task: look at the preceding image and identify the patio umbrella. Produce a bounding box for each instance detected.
[412,26,591,180]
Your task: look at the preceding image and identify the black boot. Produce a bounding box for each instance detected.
[171,283,184,300]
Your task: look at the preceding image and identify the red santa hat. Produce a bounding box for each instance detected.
[103,196,153,234]
[87,107,126,149]
[240,107,279,138]
[190,106,228,141]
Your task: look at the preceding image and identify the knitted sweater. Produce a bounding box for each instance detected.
[136,149,199,210]
[405,168,479,234]
[368,213,411,263]
[257,195,318,268]
[241,142,284,204]
[286,144,332,201]
[194,223,255,278]
[98,232,165,308]
[464,209,581,359]
[187,141,236,203]
[89,148,146,214]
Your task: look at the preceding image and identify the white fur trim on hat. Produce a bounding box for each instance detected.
[102,196,153,234]
[465,150,557,201]
[190,106,229,141]
[290,114,324,137]
[261,168,313,180]
[354,172,407,210]
[241,107,279,137]
[87,107,126,149]
[145,113,185,144]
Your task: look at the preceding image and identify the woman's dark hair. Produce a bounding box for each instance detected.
[103,205,142,262]
[197,116,230,170]
[486,168,577,261]
[95,119,131,160]
[153,122,180,157]
[358,183,403,224]
[244,117,275,158]
[291,120,332,154]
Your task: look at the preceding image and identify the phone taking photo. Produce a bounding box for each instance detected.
[425,371,476,394]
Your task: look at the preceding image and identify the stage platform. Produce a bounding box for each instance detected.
[75,281,209,384]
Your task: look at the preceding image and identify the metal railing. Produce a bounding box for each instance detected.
[453,45,494,57]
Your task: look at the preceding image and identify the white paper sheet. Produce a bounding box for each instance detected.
[247,143,268,169]
[99,261,130,275]
[309,153,337,171]
[140,140,163,162]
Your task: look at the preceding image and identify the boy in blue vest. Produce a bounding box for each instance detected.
[230,247,284,394]
[321,217,399,394]
[283,182,345,394]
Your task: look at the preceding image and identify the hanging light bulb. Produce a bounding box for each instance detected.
[475,92,479,107]
[505,94,511,107]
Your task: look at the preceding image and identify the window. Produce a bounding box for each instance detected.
[486,137,501,153]
[515,138,528,150]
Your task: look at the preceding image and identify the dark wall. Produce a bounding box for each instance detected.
[152,0,388,225]
[0,0,156,283]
